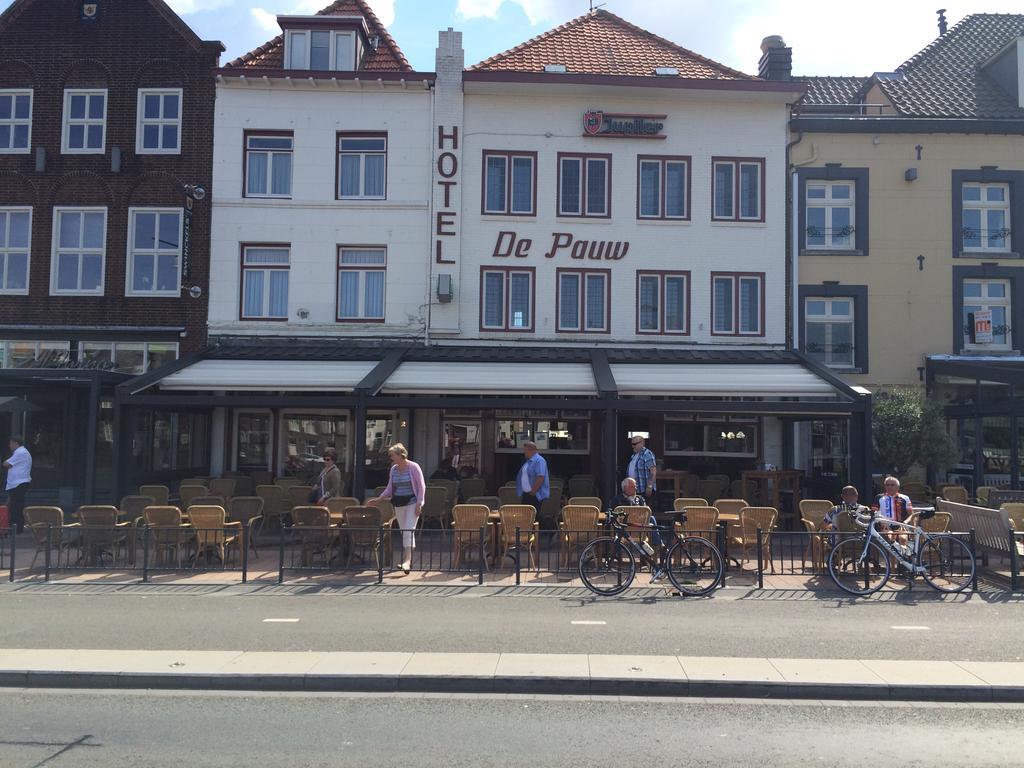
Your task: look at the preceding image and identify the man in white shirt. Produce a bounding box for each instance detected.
[4,436,31,533]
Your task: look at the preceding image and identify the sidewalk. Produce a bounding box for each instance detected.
[1,649,1021,702]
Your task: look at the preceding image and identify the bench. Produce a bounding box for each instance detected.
[938,500,1022,589]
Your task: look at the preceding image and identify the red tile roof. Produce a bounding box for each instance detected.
[225,0,410,72]
[469,9,753,80]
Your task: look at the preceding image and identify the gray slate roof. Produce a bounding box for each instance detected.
[797,13,1024,119]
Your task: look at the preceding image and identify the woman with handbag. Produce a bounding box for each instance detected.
[366,443,424,575]
[311,449,342,503]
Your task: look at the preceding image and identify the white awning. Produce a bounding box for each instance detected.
[381,361,597,395]
[158,360,377,391]
[609,363,837,397]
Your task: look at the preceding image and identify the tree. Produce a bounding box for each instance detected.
[872,388,957,477]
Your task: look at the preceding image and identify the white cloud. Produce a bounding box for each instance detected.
[250,7,279,32]
[456,0,562,26]
[164,0,235,14]
[365,0,395,27]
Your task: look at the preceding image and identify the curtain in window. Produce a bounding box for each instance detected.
[559,273,579,329]
[483,272,504,327]
[268,271,289,318]
[364,155,385,197]
[740,165,759,218]
[511,157,532,213]
[509,273,530,327]
[340,155,360,197]
[585,274,605,330]
[271,154,291,196]
[714,164,733,217]
[739,278,759,332]
[560,159,580,214]
[364,270,384,318]
[485,156,506,212]
[713,278,733,332]
[248,153,268,195]
[586,159,606,215]
[639,162,660,217]
[340,248,385,265]
[666,162,686,217]
[339,271,359,318]
[639,276,659,330]
[243,270,264,317]
[665,276,686,332]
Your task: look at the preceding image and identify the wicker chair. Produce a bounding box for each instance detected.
[939,485,969,505]
[616,505,653,550]
[419,486,450,530]
[459,477,487,502]
[907,510,953,533]
[673,497,709,512]
[139,485,169,506]
[188,505,241,565]
[291,505,338,567]
[538,498,561,532]
[209,478,237,499]
[177,484,208,509]
[24,506,78,568]
[497,486,521,508]
[1002,503,1024,532]
[452,504,492,568]
[119,495,155,527]
[428,479,458,509]
[274,476,302,488]
[256,485,288,531]
[799,499,834,529]
[698,479,727,503]
[249,470,273,487]
[567,476,597,499]
[678,506,719,535]
[729,507,779,573]
[569,496,603,510]
[497,505,538,569]
[800,517,826,572]
[187,496,225,511]
[77,506,132,567]
[326,497,361,517]
[467,495,501,510]
[975,486,998,507]
[559,505,601,569]
[143,506,193,568]
[288,485,316,510]
[227,496,264,557]
[367,498,396,566]
[342,506,383,569]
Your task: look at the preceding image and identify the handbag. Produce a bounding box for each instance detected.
[309,475,326,504]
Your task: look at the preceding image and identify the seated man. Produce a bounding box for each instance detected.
[873,475,912,545]
[606,477,646,513]
[824,485,868,530]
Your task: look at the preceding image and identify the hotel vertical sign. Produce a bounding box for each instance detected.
[435,125,460,264]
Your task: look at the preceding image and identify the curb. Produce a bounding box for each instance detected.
[0,671,1020,703]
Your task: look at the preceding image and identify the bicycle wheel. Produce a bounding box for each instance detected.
[827,536,891,596]
[579,537,635,596]
[665,536,723,597]
[918,534,975,593]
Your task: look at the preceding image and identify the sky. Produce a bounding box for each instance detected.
[3,0,1021,74]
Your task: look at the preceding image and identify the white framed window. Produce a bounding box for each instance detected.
[637,271,689,335]
[245,133,293,198]
[962,183,1011,252]
[712,158,763,221]
[78,340,178,373]
[286,29,357,71]
[638,156,688,219]
[337,134,386,199]
[0,89,32,154]
[963,279,1012,351]
[712,273,763,336]
[806,181,855,249]
[558,154,610,217]
[126,208,182,296]
[51,207,106,295]
[61,89,106,154]
[337,246,386,321]
[0,208,31,295]
[805,297,855,368]
[241,245,289,320]
[483,151,535,215]
[557,269,608,333]
[481,268,534,332]
[136,89,181,154]
[0,340,71,368]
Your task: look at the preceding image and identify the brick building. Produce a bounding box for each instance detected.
[0,0,222,503]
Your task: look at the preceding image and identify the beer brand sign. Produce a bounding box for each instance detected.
[582,111,666,139]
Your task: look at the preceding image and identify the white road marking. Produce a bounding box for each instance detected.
[890,625,930,631]
[262,618,300,623]
[571,620,607,625]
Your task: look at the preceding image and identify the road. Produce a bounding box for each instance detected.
[0,688,1022,767]
[0,584,1021,660]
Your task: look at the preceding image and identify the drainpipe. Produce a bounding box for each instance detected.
[785,126,804,350]
[424,81,436,348]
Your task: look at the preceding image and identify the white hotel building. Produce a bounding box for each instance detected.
[123,1,870,512]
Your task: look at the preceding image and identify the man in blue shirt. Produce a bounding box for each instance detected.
[518,440,549,511]
[627,436,657,499]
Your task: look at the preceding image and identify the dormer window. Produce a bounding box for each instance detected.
[285,28,357,71]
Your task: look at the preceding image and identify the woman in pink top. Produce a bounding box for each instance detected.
[367,443,425,574]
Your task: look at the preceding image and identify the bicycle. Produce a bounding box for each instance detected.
[826,508,976,596]
[578,510,724,597]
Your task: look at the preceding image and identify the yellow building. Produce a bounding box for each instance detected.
[777,13,1024,491]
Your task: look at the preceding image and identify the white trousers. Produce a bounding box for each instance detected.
[395,501,418,549]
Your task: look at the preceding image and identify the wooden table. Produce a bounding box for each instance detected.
[741,471,802,514]
[658,470,689,499]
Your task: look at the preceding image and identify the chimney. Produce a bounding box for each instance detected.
[937,8,948,36]
[758,35,792,81]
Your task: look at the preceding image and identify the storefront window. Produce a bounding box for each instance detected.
[1018,419,1024,483]
[237,412,271,470]
[808,420,847,476]
[282,413,349,481]
[114,343,145,374]
[147,343,177,371]
[665,419,757,456]
[495,418,589,452]
[982,416,1012,482]
[7,341,36,368]
[443,421,480,478]
[133,410,209,474]
[81,341,113,366]
[95,399,114,492]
